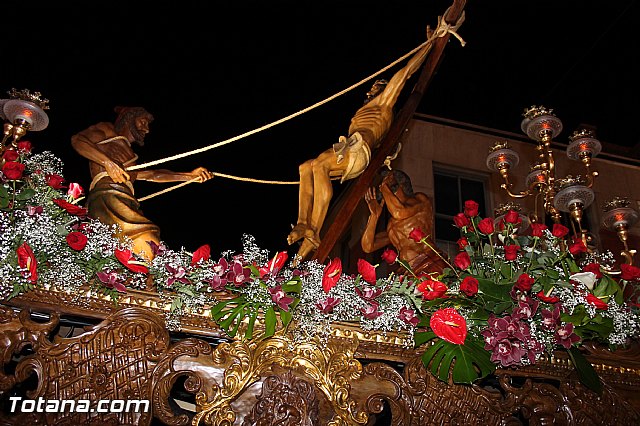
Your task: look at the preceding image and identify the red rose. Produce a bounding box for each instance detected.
[67,182,84,199]
[46,174,65,189]
[530,223,548,237]
[453,213,470,228]
[582,263,603,279]
[456,237,469,250]
[477,217,494,234]
[568,239,587,256]
[16,242,37,283]
[621,264,640,281]
[16,140,32,153]
[417,279,448,300]
[357,258,377,284]
[586,293,608,310]
[2,161,25,180]
[504,244,520,261]
[52,198,88,217]
[409,227,426,243]
[191,244,211,265]
[460,276,478,297]
[504,210,520,224]
[430,308,467,344]
[464,200,479,217]
[115,248,149,274]
[381,248,397,264]
[66,231,88,251]
[454,251,471,270]
[2,150,19,162]
[515,273,534,292]
[552,223,569,238]
[322,257,342,292]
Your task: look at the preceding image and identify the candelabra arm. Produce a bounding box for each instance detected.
[500,182,530,198]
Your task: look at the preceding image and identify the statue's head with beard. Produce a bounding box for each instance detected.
[113,106,154,146]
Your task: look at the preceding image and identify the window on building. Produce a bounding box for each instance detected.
[433,167,489,256]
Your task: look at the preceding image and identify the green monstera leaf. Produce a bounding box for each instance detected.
[415,331,496,384]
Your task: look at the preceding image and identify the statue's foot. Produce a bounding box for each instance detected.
[292,237,318,267]
[287,223,309,245]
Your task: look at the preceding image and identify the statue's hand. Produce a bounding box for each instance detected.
[104,160,130,183]
[192,167,214,183]
[365,187,384,217]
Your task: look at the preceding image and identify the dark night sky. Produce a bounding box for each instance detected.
[2,1,638,256]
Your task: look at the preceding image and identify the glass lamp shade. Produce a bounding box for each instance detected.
[602,206,639,231]
[0,98,49,131]
[553,184,595,212]
[525,168,546,189]
[567,134,602,161]
[486,147,519,172]
[521,113,563,141]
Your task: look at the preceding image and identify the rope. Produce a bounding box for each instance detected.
[127,10,465,173]
[131,9,466,202]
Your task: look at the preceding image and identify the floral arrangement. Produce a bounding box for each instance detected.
[3,143,640,393]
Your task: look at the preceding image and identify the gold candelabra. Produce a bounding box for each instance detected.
[486,106,601,240]
[0,88,49,154]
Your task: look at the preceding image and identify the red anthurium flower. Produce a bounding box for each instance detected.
[621,263,640,281]
[453,213,470,228]
[66,231,88,251]
[552,223,569,238]
[2,161,25,180]
[453,251,471,270]
[460,276,479,297]
[16,140,32,153]
[381,248,397,264]
[357,258,377,284]
[191,244,211,265]
[315,296,341,314]
[464,200,479,217]
[537,289,560,304]
[2,149,19,162]
[46,174,65,189]
[398,306,419,326]
[430,308,467,344]
[259,251,288,277]
[16,242,37,283]
[586,293,608,310]
[67,182,84,199]
[477,217,494,235]
[268,285,295,311]
[515,273,534,292]
[52,198,88,217]
[322,257,342,292]
[568,238,587,256]
[530,223,548,237]
[417,279,448,300]
[409,227,426,243]
[114,248,149,274]
[504,210,520,224]
[504,244,520,261]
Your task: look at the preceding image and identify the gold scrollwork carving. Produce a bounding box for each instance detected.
[193,336,368,426]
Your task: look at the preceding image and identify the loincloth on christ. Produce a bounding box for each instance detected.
[332,131,371,183]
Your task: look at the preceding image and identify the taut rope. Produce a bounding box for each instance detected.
[131,9,466,201]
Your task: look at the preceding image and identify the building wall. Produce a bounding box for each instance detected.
[389,114,640,266]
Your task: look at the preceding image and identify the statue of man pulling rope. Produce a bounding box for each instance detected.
[71,106,214,261]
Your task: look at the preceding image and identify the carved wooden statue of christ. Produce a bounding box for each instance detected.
[287,26,436,264]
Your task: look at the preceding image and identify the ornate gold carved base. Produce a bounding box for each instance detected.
[0,304,639,425]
